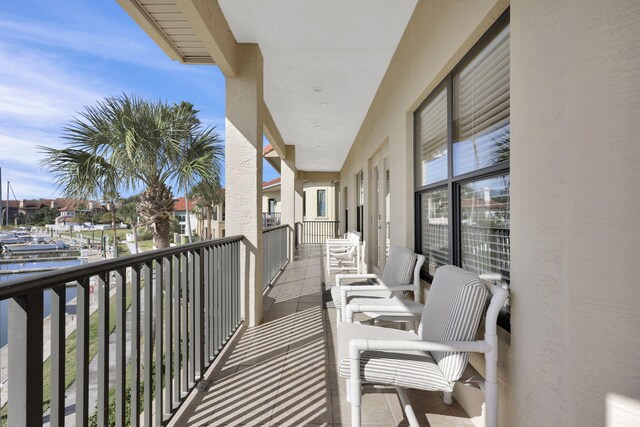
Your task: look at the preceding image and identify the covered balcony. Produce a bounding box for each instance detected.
[1,0,639,426]
[174,244,473,426]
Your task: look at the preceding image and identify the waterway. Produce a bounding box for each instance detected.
[0,255,85,347]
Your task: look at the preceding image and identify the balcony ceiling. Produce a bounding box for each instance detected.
[218,0,418,172]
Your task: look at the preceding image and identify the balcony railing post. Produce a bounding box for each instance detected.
[163,256,173,416]
[115,268,127,427]
[130,265,141,427]
[76,278,90,427]
[143,261,153,427]
[207,248,214,360]
[172,254,181,407]
[96,274,109,427]
[154,259,164,426]
[7,290,43,427]
[188,252,195,386]
[50,285,66,427]
[180,252,188,396]
[195,247,205,379]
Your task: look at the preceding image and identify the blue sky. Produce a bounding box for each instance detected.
[0,0,279,200]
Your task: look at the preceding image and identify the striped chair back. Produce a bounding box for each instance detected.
[381,247,417,298]
[418,265,489,382]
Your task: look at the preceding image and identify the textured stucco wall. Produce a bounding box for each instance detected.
[262,188,282,214]
[510,1,640,425]
[303,181,337,221]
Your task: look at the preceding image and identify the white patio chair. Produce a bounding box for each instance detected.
[337,265,508,427]
[330,246,424,323]
[326,232,363,274]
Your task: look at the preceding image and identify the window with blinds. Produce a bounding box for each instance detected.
[453,23,510,176]
[420,189,449,277]
[317,189,326,217]
[355,171,364,234]
[460,175,510,288]
[415,86,448,186]
[413,10,511,329]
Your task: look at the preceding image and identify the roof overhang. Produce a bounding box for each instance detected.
[117,0,418,172]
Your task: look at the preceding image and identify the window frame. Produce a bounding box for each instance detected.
[413,9,511,331]
[355,170,364,234]
[303,191,307,218]
[316,189,327,218]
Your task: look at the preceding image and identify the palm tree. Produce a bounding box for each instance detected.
[41,94,223,249]
[172,102,223,243]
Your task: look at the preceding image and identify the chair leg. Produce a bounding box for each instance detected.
[346,379,351,402]
[350,378,361,427]
[336,307,341,324]
[396,386,419,427]
[485,381,498,427]
[443,391,453,405]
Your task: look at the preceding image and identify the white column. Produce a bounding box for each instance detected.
[281,146,296,260]
[225,44,264,326]
[294,172,304,246]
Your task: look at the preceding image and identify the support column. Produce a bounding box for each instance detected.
[294,172,304,246]
[281,145,297,261]
[225,44,264,326]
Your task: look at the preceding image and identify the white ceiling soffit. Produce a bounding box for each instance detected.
[137,0,212,62]
[218,0,417,172]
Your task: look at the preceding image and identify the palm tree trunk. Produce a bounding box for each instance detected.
[138,182,175,249]
[110,205,118,257]
[207,208,212,239]
[133,223,139,254]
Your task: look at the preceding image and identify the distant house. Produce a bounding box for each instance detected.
[262,177,281,226]
[173,196,198,236]
[174,195,226,239]
[2,198,105,225]
[0,200,21,225]
[260,177,338,223]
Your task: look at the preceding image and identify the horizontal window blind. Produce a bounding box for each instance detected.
[420,189,449,276]
[416,86,448,186]
[454,24,510,176]
[460,175,510,288]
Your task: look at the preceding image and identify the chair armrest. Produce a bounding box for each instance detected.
[348,338,490,357]
[340,284,414,293]
[345,300,424,322]
[336,273,377,285]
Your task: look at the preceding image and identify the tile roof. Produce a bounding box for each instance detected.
[174,196,195,211]
[263,177,281,188]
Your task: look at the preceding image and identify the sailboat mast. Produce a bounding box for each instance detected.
[0,167,3,226]
[6,181,9,226]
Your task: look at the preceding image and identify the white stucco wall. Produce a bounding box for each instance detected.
[262,187,282,214]
[510,0,640,425]
[303,181,337,221]
[339,0,640,425]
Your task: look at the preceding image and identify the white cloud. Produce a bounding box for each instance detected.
[0,43,109,128]
[1,165,60,200]
[0,16,214,75]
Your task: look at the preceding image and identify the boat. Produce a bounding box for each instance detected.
[0,231,32,245]
[2,240,70,253]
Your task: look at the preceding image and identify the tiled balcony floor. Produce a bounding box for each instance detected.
[175,245,474,426]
